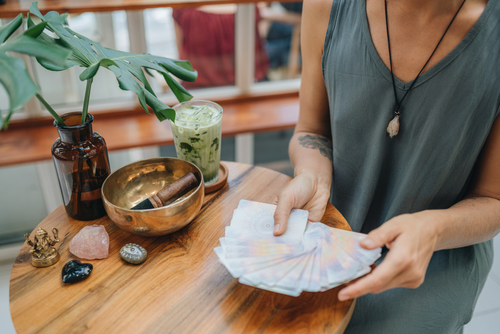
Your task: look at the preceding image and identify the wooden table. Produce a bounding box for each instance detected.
[9,162,355,334]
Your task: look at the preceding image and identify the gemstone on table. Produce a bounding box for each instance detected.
[62,260,93,283]
[120,243,147,264]
[69,224,109,260]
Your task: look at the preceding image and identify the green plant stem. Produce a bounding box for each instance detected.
[35,93,66,126]
[81,78,93,124]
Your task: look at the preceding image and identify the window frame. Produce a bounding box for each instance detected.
[0,0,302,126]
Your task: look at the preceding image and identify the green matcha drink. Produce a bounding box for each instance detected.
[171,101,223,185]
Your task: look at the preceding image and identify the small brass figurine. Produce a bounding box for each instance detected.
[25,228,60,268]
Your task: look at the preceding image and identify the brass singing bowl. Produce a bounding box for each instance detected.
[102,158,205,237]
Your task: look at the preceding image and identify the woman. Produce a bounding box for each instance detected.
[273,0,500,332]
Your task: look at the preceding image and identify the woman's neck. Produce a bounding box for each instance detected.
[386,0,467,20]
[367,0,488,83]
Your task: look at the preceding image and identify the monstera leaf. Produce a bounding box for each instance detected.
[28,2,197,123]
[0,14,71,128]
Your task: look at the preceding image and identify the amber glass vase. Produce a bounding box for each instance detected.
[52,112,110,220]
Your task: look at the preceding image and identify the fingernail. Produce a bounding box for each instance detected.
[360,238,375,248]
[273,224,281,234]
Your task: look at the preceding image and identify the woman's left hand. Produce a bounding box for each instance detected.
[337,211,441,301]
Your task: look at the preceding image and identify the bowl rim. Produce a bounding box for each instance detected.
[101,157,204,212]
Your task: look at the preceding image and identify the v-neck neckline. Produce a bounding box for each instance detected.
[361,0,495,90]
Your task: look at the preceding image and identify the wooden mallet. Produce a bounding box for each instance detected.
[131,172,199,210]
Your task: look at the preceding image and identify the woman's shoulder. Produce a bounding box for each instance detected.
[304,0,356,13]
[303,0,358,31]
[302,0,346,36]
[303,0,357,54]
[304,0,335,11]
[303,0,339,20]
[302,0,335,56]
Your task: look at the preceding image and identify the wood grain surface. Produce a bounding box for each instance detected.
[0,0,302,17]
[0,96,299,167]
[10,162,354,334]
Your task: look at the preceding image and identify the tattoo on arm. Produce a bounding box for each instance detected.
[298,134,333,162]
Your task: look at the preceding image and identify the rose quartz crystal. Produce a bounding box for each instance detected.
[69,225,109,260]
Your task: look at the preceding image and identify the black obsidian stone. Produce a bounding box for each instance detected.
[62,260,93,283]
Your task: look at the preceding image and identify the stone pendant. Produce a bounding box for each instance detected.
[386,115,400,138]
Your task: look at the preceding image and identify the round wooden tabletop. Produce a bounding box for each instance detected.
[10,162,354,334]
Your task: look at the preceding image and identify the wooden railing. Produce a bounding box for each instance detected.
[0,0,302,167]
[0,94,299,167]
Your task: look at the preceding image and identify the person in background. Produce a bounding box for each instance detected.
[173,5,269,89]
[274,0,500,333]
[263,2,303,70]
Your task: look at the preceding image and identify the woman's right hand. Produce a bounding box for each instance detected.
[273,170,331,235]
[272,0,335,236]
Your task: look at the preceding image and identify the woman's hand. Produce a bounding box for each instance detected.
[337,211,441,301]
[273,170,331,235]
[271,0,334,235]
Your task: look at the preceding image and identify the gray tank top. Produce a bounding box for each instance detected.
[322,0,500,233]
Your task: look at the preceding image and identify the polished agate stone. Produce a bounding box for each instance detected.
[120,243,147,264]
[69,224,109,260]
[62,260,93,283]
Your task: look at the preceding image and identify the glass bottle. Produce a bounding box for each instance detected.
[52,112,110,220]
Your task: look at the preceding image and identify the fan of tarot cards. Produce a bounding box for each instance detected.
[214,200,382,296]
